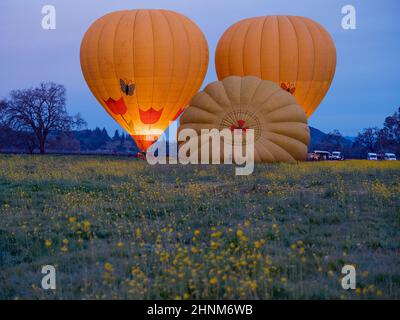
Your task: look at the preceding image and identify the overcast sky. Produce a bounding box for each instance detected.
[0,0,399,136]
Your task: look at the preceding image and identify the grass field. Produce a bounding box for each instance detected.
[0,155,399,300]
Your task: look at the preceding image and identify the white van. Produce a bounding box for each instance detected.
[384,153,397,160]
[367,153,378,160]
[330,151,344,160]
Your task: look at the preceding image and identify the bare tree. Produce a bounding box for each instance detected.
[0,100,8,148]
[72,112,88,130]
[0,100,7,126]
[382,107,400,144]
[5,82,75,154]
[315,129,345,151]
[354,127,379,152]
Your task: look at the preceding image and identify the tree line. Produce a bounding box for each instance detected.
[310,108,399,158]
[1,82,399,157]
[0,83,86,153]
[0,82,137,154]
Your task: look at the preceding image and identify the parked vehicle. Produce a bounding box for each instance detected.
[307,152,319,161]
[384,153,397,160]
[311,150,331,161]
[330,151,344,160]
[367,153,378,160]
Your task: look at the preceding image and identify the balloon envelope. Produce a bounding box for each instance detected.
[215,15,336,117]
[179,76,310,163]
[80,9,209,151]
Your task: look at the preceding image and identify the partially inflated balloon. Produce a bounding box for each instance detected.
[80,9,209,151]
[179,76,310,163]
[215,16,336,117]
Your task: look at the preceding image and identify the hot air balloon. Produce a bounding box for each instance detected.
[179,76,310,163]
[80,9,209,152]
[215,16,336,117]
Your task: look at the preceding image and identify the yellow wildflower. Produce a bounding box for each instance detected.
[249,281,257,290]
[82,220,91,232]
[210,241,219,249]
[211,231,222,238]
[104,262,114,272]
[191,247,199,254]
[128,280,136,286]
[44,239,52,247]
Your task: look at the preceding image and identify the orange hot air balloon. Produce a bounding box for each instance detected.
[80,9,209,152]
[215,16,336,117]
[179,76,310,163]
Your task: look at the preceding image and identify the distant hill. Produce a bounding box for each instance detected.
[309,126,353,152]
[344,136,356,142]
[309,127,327,148]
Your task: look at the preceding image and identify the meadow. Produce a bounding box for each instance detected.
[0,155,399,300]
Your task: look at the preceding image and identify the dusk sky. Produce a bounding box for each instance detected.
[0,0,399,137]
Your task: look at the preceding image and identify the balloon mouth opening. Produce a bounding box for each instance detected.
[219,110,262,143]
[131,134,159,153]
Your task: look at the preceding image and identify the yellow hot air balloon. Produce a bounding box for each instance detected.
[80,9,209,151]
[215,16,336,117]
[179,76,310,163]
